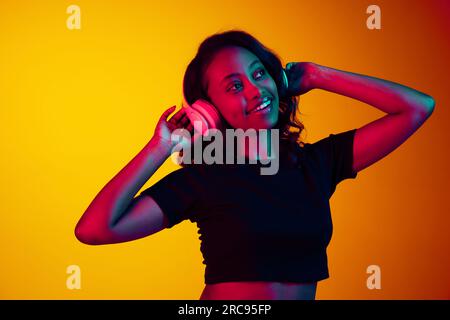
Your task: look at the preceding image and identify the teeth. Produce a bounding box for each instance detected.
[252,98,271,113]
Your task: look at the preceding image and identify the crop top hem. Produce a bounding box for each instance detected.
[204,273,329,285]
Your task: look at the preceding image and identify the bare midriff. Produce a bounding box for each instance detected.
[200,281,317,300]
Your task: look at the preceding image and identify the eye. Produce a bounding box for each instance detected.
[254,68,266,80]
[227,81,243,93]
[226,68,266,93]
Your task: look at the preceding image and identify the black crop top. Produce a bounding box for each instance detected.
[139,129,358,284]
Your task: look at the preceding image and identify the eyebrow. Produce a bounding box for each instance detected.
[220,60,262,86]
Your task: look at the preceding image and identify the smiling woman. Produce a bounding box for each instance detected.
[75,29,434,300]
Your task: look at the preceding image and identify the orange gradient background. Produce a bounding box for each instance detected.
[1,0,449,299]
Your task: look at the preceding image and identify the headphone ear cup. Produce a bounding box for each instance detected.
[182,100,224,134]
[182,103,209,135]
[281,68,289,94]
[182,76,224,133]
[192,100,223,131]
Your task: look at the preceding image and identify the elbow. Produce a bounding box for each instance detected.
[412,94,435,120]
[424,94,435,114]
[421,94,435,117]
[74,223,105,246]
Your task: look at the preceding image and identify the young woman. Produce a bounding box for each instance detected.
[75,30,435,300]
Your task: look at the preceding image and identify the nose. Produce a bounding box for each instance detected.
[244,78,265,101]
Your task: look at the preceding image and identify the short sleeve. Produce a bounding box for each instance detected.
[311,129,358,196]
[139,167,202,228]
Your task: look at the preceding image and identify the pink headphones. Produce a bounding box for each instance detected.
[182,68,289,134]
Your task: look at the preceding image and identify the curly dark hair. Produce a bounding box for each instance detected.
[179,29,306,167]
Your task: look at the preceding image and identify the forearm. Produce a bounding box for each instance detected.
[310,64,435,115]
[77,138,172,231]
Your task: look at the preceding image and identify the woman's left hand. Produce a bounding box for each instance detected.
[285,62,318,96]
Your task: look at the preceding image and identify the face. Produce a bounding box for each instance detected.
[203,46,279,131]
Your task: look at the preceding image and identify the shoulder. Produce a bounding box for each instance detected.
[165,163,228,184]
[300,129,357,157]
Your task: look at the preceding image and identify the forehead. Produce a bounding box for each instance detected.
[209,46,260,71]
[204,46,262,87]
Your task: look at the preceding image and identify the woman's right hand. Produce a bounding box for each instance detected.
[152,105,198,154]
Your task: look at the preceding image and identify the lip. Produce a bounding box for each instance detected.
[247,96,273,114]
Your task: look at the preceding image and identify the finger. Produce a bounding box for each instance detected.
[168,108,187,123]
[161,105,177,121]
[181,114,191,125]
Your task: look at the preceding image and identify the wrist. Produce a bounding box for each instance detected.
[309,64,337,91]
[306,63,324,90]
[148,137,173,158]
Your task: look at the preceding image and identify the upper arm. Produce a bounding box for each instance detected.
[75,167,202,245]
[353,109,433,173]
[110,194,171,241]
[76,194,170,245]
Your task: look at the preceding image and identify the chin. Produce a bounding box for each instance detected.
[248,119,278,131]
[246,108,279,130]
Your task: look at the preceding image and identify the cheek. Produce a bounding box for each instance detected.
[217,97,246,119]
[266,79,279,95]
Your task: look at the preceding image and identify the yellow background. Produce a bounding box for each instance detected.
[1,0,449,299]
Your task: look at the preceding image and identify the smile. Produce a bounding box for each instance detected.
[249,97,272,114]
